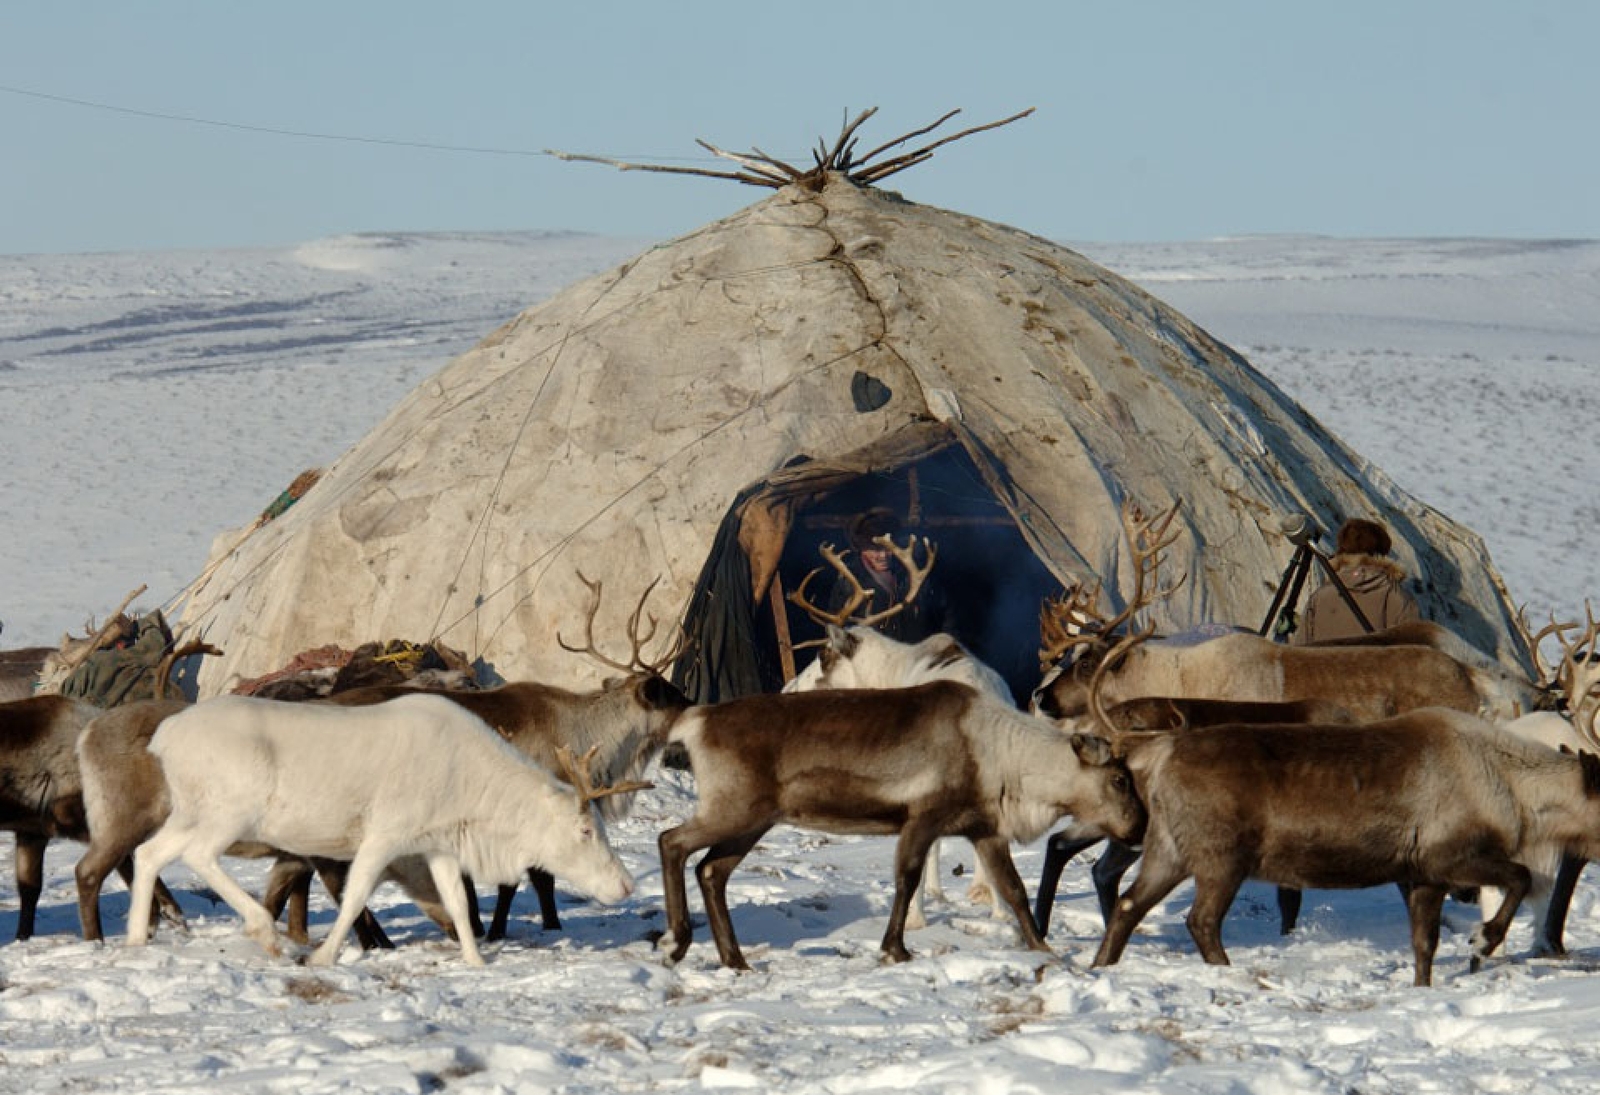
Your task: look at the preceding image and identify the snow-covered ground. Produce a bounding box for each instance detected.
[2,230,1600,1094]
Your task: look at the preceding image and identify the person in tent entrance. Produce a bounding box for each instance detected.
[1291,517,1421,644]
[825,508,953,643]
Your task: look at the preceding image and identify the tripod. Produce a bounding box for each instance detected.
[1259,528,1373,641]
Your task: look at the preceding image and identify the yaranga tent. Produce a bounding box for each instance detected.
[177,110,1533,702]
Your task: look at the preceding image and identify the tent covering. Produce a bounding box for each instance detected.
[179,172,1532,699]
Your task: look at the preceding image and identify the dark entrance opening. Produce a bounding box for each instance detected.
[756,446,1059,705]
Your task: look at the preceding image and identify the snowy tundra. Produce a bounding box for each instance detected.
[2,233,1600,1094]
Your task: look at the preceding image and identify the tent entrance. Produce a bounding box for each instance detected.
[673,431,1060,706]
[765,448,1057,705]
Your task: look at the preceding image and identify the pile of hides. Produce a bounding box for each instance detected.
[232,638,476,701]
[58,610,174,708]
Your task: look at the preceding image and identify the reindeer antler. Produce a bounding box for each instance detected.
[154,637,224,699]
[787,535,938,629]
[1097,498,1188,640]
[1526,608,1581,693]
[1038,499,1187,673]
[558,572,688,676]
[1086,620,1160,736]
[554,744,654,810]
[1548,601,1600,735]
[1038,580,1107,671]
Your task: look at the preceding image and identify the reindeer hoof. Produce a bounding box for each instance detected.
[1468,923,1503,963]
[655,929,689,965]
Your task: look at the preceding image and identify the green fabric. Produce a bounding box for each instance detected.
[60,610,174,707]
[261,489,297,521]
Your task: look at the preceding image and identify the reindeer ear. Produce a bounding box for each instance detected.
[826,624,858,655]
[1580,749,1600,798]
[1069,733,1114,767]
[638,674,690,713]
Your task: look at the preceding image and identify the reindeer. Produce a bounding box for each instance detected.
[1091,711,1600,986]
[1029,500,1547,935]
[273,573,690,942]
[126,693,646,966]
[657,681,1143,970]
[1031,500,1543,727]
[2,636,211,943]
[2,693,183,941]
[1490,603,1600,955]
[75,695,446,949]
[0,621,52,703]
[784,536,1010,924]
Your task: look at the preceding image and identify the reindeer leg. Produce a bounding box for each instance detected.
[128,828,180,947]
[13,833,45,941]
[885,820,942,962]
[311,859,392,950]
[261,858,315,946]
[1276,886,1304,935]
[529,867,560,930]
[695,828,770,971]
[174,843,282,957]
[1406,883,1447,987]
[423,854,483,966]
[437,873,484,941]
[1541,852,1586,957]
[657,817,731,966]
[485,869,560,939]
[1468,861,1530,972]
[1091,841,1143,928]
[487,884,516,942]
[109,857,185,935]
[1034,832,1103,936]
[1093,854,1187,967]
[906,840,938,931]
[307,846,396,967]
[75,843,117,942]
[1185,867,1247,966]
[970,833,1051,954]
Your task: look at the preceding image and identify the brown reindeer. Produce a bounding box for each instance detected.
[0,640,50,704]
[1,694,185,941]
[657,681,1144,970]
[1031,500,1542,727]
[1029,500,1548,935]
[1092,711,1600,986]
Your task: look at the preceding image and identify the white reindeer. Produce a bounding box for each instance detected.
[126,692,643,966]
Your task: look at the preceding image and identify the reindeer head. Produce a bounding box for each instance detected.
[1031,498,1187,719]
[1531,601,1600,748]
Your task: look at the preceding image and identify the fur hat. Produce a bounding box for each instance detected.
[1335,517,1392,557]
[848,507,901,552]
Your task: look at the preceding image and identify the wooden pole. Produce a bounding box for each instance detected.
[769,571,798,683]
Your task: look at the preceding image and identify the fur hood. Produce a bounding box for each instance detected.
[1331,553,1408,591]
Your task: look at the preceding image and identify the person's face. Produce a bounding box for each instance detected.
[860,547,892,573]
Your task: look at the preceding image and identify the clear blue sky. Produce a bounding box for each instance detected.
[2,2,1595,255]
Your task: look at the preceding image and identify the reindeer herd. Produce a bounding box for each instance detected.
[5,505,1600,988]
